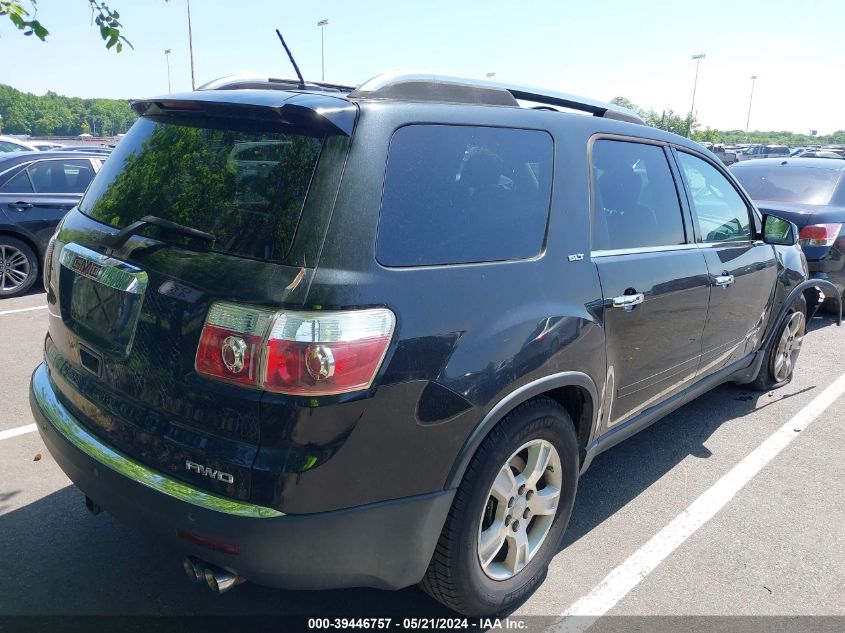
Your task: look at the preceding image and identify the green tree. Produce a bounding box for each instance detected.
[0,0,158,52]
[0,83,136,135]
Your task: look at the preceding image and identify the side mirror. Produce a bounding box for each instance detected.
[762,214,798,246]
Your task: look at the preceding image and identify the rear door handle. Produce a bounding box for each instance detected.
[8,201,33,211]
[610,292,645,309]
[713,274,735,288]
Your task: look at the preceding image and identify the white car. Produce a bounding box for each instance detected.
[29,141,67,151]
[0,135,39,153]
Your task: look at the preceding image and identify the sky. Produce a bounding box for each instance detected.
[2,0,844,134]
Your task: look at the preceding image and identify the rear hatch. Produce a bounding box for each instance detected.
[44,90,356,503]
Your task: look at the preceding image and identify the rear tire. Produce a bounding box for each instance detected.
[750,296,807,391]
[0,236,38,298]
[420,397,579,616]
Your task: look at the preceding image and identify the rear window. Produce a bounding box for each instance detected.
[376,125,553,267]
[731,163,842,205]
[79,117,325,263]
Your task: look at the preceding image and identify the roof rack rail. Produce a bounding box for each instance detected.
[348,71,644,125]
[198,73,355,94]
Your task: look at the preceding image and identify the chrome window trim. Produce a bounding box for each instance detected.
[591,240,759,258]
[31,363,284,519]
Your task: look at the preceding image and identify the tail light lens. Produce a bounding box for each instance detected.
[195,303,274,386]
[195,303,395,396]
[798,223,842,247]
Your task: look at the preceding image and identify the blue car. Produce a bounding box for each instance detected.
[731,157,845,312]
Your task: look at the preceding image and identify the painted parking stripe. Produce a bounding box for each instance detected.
[553,370,845,633]
[0,305,47,316]
[0,424,37,441]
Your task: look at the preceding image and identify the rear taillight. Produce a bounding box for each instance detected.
[195,303,395,396]
[195,303,274,386]
[798,223,842,247]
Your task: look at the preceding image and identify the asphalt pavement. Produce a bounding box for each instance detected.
[1,288,843,630]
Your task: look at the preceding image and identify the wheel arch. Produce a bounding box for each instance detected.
[0,228,42,261]
[445,371,598,489]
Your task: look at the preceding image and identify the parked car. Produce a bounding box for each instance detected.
[29,141,68,152]
[796,151,844,160]
[731,157,845,312]
[51,145,113,156]
[737,144,791,161]
[0,135,39,153]
[0,151,103,296]
[30,72,836,617]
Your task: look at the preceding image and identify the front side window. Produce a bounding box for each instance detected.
[677,152,752,243]
[591,139,686,251]
[377,125,553,267]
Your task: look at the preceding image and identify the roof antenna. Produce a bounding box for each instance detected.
[276,29,306,89]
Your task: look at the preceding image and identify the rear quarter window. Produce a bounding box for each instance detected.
[376,125,553,267]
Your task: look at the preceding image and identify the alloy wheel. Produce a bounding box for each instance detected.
[772,311,805,383]
[477,439,563,580]
[0,244,30,293]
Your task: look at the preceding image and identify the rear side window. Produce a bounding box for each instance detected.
[591,139,686,251]
[79,118,325,263]
[28,159,95,194]
[376,125,553,267]
[0,169,33,193]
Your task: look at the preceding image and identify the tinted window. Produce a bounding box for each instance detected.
[28,159,94,194]
[79,118,325,263]
[377,125,553,266]
[0,169,33,193]
[678,152,751,243]
[731,162,842,205]
[591,140,685,250]
[0,141,22,153]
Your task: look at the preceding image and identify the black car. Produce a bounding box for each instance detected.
[0,151,103,296]
[731,157,845,311]
[29,72,838,616]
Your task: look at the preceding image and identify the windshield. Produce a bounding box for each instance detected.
[731,163,842,205]
[79,117,324,263]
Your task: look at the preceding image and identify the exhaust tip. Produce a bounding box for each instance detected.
[203,565,244,594]
[182,556,203,583]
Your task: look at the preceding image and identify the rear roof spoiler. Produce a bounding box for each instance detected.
[130,90,357,136]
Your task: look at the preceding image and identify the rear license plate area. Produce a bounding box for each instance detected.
[59,242,148,357]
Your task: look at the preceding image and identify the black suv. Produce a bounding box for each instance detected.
[30,72,838,616]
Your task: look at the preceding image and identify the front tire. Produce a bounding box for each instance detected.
[421,397,579,616]
[751,296,807,391]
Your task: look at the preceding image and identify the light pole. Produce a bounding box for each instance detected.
[745,75,757,141]
[688,53,705,136]
[317,19,329,82]
[187,0,196,90]
[164,49,172,93]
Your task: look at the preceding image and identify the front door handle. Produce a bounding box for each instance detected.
[610,292,645,309]
[8,201,33,211]
[713,274,735,288]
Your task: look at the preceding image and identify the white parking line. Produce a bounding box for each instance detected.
[0,423,37,441]
[0,305,47,316]
[553,370,845,633]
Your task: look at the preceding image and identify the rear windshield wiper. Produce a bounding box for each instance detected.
[107,215,216,250]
